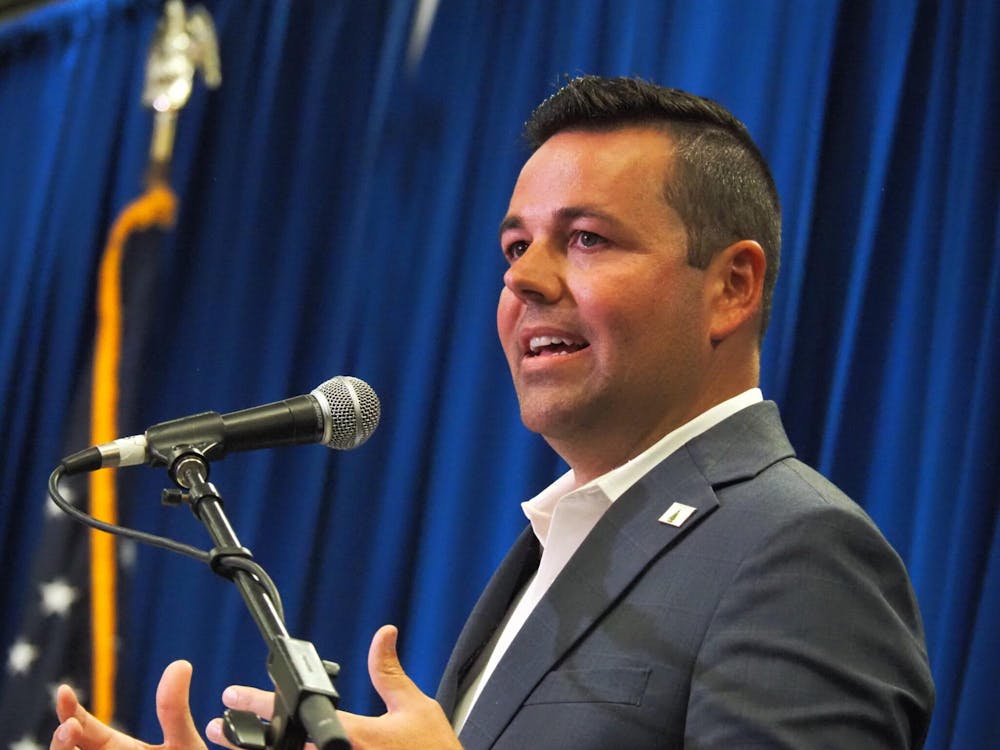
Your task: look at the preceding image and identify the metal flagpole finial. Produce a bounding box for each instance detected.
[142,0,221,181]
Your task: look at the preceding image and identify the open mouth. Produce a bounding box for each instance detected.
[527,335,590,357]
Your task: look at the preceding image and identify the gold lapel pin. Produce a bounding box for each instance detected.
[659,502,696,527]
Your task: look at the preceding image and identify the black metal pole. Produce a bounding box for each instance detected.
[170,451,350,750]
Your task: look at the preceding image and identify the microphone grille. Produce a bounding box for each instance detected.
[313,376,381,449]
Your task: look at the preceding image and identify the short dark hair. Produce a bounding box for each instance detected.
[525,76,781,339]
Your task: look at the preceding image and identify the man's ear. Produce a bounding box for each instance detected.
[706,240,766,343]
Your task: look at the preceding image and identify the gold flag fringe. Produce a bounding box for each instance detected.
[89,184,176,723]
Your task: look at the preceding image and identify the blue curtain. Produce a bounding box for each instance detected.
[0,0,996,747]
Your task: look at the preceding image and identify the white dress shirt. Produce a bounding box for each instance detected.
[451,389,763,733]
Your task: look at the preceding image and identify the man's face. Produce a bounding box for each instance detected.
[497,127,714,466]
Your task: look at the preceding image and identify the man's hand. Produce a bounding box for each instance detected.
[339,625,461,750]
[50,660,206,750]
[207,625,461,750]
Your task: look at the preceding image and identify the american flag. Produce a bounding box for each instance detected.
[0,3,216,742]
[0,209,174,746]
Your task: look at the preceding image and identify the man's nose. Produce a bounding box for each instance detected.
[503,240,564,304]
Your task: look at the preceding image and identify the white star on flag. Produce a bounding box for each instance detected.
[39,578,79,616]
[119,538,138,570]
[10,735,45,750]
[47,483,77,516]
[7,639,39,675]
[45,496,64,520]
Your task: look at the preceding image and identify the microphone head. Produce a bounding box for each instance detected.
[312,376,381,449]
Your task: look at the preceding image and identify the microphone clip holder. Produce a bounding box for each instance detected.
[165,446,350,750]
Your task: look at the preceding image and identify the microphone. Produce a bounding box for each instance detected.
[61,376,380,475]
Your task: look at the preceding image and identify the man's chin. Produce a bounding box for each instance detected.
[517,396,594,440]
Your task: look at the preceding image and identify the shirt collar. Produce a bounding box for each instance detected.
[522,388,763,547]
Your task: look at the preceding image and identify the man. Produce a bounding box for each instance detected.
[51,76,934,749]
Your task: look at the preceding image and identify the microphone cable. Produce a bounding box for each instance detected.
[48,463,286,623]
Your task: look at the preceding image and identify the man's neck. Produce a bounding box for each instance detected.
[550,385,762,489]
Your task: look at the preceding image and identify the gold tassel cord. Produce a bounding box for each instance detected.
[89,183,176,723]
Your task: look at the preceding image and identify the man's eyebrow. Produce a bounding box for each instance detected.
[555,206,620,226]
[498,206,620,239]
[498,215,523,238]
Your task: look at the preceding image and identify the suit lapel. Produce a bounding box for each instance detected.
[436,528,540,716]
[455,401,796,748]
[458,447,720,747]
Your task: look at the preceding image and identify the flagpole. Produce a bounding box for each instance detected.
[87,0,219,724]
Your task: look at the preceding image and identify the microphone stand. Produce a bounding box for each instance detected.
[166,447,350,750]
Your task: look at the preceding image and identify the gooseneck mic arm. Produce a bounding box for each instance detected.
[169,449,350,750]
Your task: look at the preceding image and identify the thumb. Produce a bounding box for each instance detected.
[155,660,206,748]
[367,625,418,713]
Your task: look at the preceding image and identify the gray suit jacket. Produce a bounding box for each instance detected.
[436,402,934,749]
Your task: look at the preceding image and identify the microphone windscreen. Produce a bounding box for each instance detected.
[313,376,381,449]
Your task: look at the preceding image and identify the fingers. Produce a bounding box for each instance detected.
[50,662,206,750]
[54,683,83,723]
[367,624,419,712]
[220,683,276,720]
[154,660,206,748]
[50,684,115,749]
[207,683,276,749]
[204,717,238,750]
[49,716,83,750]
[205,714,317,750]
[339,626,461,750]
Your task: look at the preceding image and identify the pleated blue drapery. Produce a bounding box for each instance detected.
[0,1,997,747]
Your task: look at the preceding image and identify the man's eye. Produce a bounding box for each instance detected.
[505,240,529,260]
[576,231,604,248]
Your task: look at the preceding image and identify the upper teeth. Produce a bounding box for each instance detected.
[529,335,577,353]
